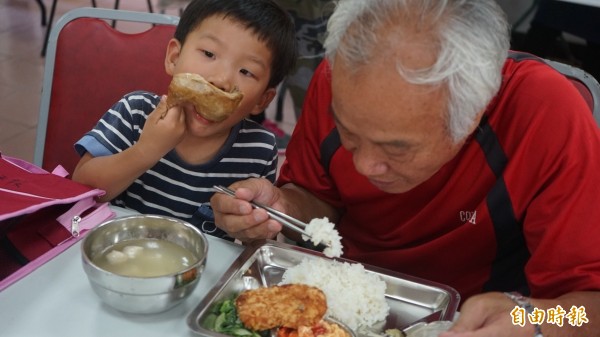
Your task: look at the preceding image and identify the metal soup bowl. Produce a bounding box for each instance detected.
[81,215,208,314]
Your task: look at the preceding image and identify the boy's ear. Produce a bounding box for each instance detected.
[164,38,182,76]
[250,88,277,114]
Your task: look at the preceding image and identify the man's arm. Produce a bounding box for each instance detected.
[211,179,341,242]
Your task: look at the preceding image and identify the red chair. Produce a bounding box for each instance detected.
[34,7,179,174]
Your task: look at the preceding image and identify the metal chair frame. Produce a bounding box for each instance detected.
[40,0,157,57]
[545,58,600,126]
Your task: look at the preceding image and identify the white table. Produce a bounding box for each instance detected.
[0,208,245,337]
[557,0,600,8]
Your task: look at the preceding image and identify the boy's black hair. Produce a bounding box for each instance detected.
[175,0,298,89]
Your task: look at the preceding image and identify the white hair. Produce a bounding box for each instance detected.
[325,0,510,142]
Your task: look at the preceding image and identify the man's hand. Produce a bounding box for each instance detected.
[440,291,599,337]
[137,95,186,160]
[211,178,283,241]
[439,292,534,337]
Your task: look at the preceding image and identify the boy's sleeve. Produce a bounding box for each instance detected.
[72,91,156,158]
[74,135,112,157]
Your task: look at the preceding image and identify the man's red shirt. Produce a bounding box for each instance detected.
[278,55,600,299]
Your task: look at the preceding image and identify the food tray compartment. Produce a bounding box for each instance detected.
[187,240,460,336]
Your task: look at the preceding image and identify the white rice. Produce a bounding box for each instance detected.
[302,217,343,258]
[280,258,389,330]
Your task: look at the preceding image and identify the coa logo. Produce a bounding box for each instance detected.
[460,210,477,225]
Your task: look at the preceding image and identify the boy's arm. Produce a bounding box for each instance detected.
[72,96,186,201]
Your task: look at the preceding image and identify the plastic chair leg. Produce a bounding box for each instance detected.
[147,0,154,13]
[275,80,287,122]
[41,0,58,57]
[41,0,100,57]
[111,0,120,27]
[35,0,47,26]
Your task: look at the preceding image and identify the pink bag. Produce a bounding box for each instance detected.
[0,153,115,291]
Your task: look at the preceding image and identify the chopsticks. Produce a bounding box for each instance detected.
[212,185,314,239]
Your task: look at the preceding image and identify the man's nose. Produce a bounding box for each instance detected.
[352,147,387,177]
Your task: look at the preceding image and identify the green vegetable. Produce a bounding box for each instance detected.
[203,313,217,330]
[219,299,236,313]
[214,312,227,332]
[204,297,267,337]
[229,328,255,336]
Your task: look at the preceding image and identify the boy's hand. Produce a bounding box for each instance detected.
[137,95,186,159]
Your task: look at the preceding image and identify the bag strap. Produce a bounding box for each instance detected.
[2,154,49,174]
[3,154,69,178]
[51,165,70,178]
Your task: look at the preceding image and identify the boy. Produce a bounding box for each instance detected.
[72,0,298,240]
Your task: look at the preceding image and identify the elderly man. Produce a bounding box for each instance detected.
[211,0,600,336]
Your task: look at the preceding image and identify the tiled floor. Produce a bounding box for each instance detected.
[0,0,296,164]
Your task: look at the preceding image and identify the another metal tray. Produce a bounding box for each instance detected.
[187,240,460,336]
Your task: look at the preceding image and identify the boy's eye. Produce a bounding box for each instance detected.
[202,50,215,58]
[240,68,255,78]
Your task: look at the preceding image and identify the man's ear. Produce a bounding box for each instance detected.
[164,38,182,76]
[250,87,277,114]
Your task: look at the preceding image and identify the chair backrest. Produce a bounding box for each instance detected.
[34,7,179,173]
[545,59,600,127]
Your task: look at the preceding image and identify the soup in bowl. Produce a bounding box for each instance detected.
[81,214,208,314]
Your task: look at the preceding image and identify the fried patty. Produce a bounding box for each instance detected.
[236,284,327,330]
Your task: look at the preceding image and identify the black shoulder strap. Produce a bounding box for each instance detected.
[319,127,341,173]
[475,115,530,294]
[319,115,531,294]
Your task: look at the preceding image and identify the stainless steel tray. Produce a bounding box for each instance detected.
[187,240,460,336]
